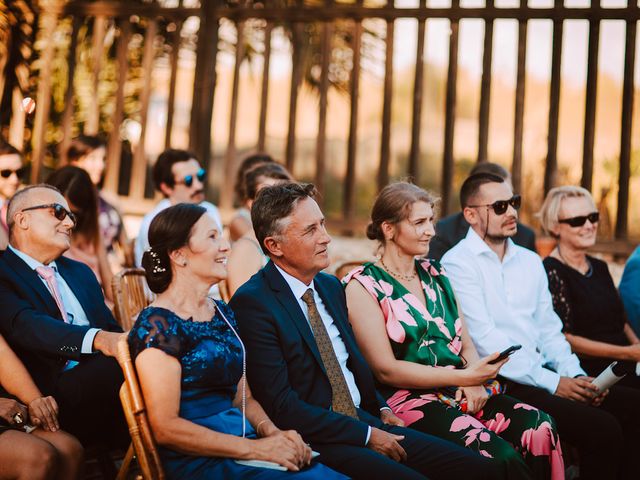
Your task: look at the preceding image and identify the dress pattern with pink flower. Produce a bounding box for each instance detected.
[344,260,563,480]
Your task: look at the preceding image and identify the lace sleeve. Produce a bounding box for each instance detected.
[128,308,184,361]
[546,267,573,333]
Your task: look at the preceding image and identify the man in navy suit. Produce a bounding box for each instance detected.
[0,184,126,447]
[230,183,499,479]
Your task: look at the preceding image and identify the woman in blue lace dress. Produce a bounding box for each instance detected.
[129,203,346,479]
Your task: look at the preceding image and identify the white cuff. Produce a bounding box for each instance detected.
[365,426,371,445]
[82,328,101,354]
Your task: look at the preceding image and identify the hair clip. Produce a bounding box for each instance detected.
[147,248,166,274]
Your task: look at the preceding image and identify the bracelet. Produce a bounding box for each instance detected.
[255,419,270,436]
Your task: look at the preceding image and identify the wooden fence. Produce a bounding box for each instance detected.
[19,0,640,239]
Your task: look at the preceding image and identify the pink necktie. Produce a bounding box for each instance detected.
[36,266,69,324]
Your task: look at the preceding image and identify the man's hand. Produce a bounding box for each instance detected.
[554,376,599,404]
[0,398,28,425]
[380,409,405,427]
[367,427,407,462]
[580,376,609,407]
[28,396,59,432]
[93,331,126,357]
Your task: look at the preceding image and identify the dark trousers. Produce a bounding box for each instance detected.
[311,409,501,480]
[54,354,128,449]
[505,380,640,480]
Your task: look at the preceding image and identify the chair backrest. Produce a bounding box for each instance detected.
[112,268,155,330]
[117,338,165,480]
[334,259,368,281]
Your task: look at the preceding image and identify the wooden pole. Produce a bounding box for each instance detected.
[59,17,82,164]
[85,15,107,136]
[408,0,426,181]
[544,0,563,194]
[378,5,394,192]
[165,20,183,149]
[285,20,304,172]
[511,0,527,194]
[477,0,494,164]
[581,0,600,191]
[257,22,273,152]
[315,7,333,199]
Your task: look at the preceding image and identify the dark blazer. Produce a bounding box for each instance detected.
[428,212,537,261]
[230,261,387,447]
[0,248,121,394]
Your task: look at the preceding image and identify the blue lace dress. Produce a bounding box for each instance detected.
[129,302,346,480]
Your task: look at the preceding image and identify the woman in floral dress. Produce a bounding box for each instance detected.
[344,182,563,480]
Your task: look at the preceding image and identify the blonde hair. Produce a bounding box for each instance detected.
[537,185,596,237]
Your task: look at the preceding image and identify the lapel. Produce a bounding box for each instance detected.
[264,261,326,374]
[3,248,62,319]
[56,258,93,323]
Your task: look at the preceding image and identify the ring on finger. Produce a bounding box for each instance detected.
[12,412,24,425]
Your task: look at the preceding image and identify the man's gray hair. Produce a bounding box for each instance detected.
[6,184,62,236]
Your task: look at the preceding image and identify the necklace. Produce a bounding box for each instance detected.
[380,257,417,281]
[556,245,592,277]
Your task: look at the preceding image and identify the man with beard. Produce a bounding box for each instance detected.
[442,172,640,479]
[134,149,222,265]
[0,139,25,250]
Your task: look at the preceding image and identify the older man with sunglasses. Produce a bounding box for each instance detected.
[0,184,128,449]
[442,173,640,479]
[0,139,26,250]
[134,148,222,266]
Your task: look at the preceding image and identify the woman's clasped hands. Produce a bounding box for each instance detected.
[251,428,312,471]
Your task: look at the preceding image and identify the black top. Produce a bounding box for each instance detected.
[543,256,629,374]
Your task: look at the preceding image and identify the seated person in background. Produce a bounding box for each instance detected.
[46,166,114,302]
[619,246,640,336]
[226,162,293,295]
[67,135,128,270]
[0,139,25,250]
[344,181,563,479]
[228,153,277,242]
[0,333,83,480]
[230,183,501,480]
[539,186,640,388]
[0,185,127,448]
[428,162,536,261]
[134,149,222,266]
[441,173,640,480]
[129,203,345,479]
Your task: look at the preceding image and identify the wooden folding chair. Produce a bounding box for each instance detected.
[116,337,165,480]
[112,268,155,331]
[334,259,369,281]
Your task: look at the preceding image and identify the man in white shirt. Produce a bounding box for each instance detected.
[442,172,640,479]
[230,182,500,480]
[134,149,222,266]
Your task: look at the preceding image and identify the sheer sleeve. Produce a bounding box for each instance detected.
[128,307,184,361]
[545,265,574,333]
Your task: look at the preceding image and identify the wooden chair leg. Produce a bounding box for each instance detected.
[116,444,135,480]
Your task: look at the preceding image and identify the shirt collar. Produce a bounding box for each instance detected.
[8,244,58,271]
[274,263,316,300]
[464,226,518,263]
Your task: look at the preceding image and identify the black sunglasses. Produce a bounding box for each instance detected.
[177,168,206,188]
[21,203,77,225]
[558,211,599,227]
[468,194,521,216]
[0,167,27,179]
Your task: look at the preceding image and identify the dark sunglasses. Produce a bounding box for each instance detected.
[177,168,206,188]
[468,194,521,216]
[558,211,599,227]
[0,167,27,179]
[21,203,77,225]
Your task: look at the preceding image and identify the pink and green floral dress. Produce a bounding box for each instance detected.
[344,259,564,480]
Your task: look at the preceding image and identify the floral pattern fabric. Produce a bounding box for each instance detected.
[344,260,564,480]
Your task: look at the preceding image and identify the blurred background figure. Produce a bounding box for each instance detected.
[428,162,536,262]
[228,153,277,242]
[46,166,114,302]
[66,135,128,270]
[0,139,25,251]
[620,246,640,336]
[226,162,293,296]
[539,186,640,388]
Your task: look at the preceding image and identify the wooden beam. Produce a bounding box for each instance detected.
[408,0,426,181]
[511,1,527,194]
[85,15,107,135]
[59,16,82,164]
[285,20,304,172]
[315,8,333,199]
[378,10,394,192]
[544,0,563,195]
[165,20,183,149]
[477,0,494,164]
[257,22,273,152]
[581,0,600,191]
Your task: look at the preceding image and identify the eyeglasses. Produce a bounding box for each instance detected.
[468,195,521,215]
[558,211,599,227]
[0,167,26,179]
[21,203,77,225]
[176,168,206,188]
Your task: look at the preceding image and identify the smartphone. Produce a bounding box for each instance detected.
[489,345,522,364]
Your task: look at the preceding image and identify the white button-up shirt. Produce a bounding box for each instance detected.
[441,227,585,394]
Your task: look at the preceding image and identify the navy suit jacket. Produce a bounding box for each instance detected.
[428,212,537,261]
[230,261,387,447]
[0,248,122,395]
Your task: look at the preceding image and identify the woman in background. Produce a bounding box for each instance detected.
[226,163,293,295]
[46,166,114,302]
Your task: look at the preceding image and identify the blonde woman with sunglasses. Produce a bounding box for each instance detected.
[539,186,640,388]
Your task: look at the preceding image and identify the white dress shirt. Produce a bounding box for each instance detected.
[134,198,223,266]
[441,227,585,394]
[9,245,99,368]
